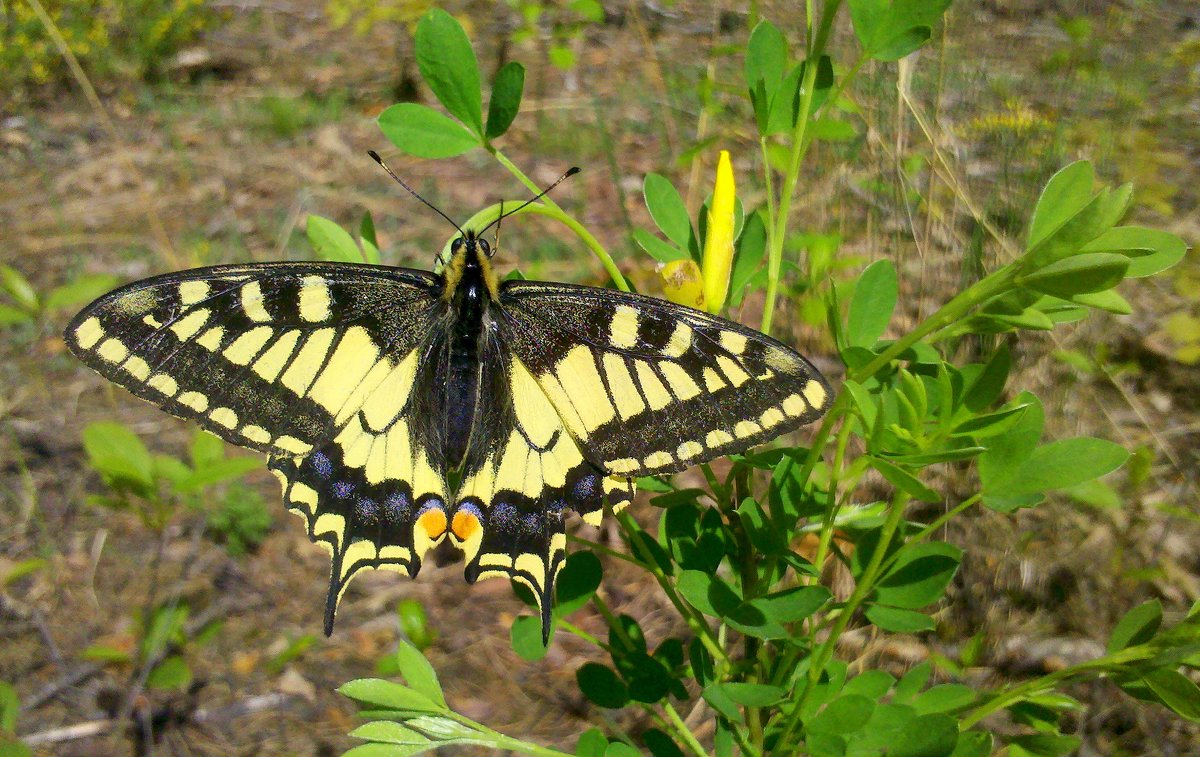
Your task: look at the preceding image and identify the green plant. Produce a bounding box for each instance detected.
[326,6,1200,755]
[206,483,272,557]
[3,0,225,97]
[0,682,30,757]
[83,423,259,532]
[0,265,119,329]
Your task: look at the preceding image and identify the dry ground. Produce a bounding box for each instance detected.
[2,1,1199,754]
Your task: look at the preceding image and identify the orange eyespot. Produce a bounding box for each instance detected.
[416,508,447,539]
[451,509,481,541]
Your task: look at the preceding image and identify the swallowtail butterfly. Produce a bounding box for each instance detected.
[66,162,832,640]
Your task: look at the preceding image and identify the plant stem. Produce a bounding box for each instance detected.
[662,700,711,757]
[909,494,981,545]
[566,534,641,566]
[614,510,730,665]
[773,489,912,751]
[489,149,630,292]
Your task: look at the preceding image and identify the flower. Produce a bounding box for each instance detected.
[659,258,706,310]
[702,150,736,314]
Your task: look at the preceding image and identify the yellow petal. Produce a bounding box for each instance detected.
[702,150,736,314]
[659,259,706,310]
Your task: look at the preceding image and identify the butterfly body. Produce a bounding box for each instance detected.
[67,229,831,640]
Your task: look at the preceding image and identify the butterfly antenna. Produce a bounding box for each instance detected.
[479,166,581,236]
[368,150,464,236]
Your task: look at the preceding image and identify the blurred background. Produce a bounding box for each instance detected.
[1,0,1198,753]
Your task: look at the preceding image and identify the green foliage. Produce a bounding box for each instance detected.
[307,6,1197,757]
[1,0,225,98]
[205,484,271,556]
[0,265,120,328]
[83,423,260,535]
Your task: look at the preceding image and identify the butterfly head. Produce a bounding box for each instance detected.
[442,229,500,302]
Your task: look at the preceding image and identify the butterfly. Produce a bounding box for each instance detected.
[65,162,832,641]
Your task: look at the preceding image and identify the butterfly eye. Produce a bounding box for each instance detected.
[478,238,493,258]
[451,238,464,252]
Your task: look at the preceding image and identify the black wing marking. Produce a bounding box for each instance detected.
[498,280,833,478]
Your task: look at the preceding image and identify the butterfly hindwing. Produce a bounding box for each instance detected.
[498,281,833,477]
[450,342,635,639]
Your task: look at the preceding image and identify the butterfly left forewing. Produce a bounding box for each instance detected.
[65,263,441,458]
[498,281,832,478]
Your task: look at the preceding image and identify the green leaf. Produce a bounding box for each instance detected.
[0,682,20,734]
[730,211,767,305]
[0,264,38,311]
[962,345,1011,412]
[1108,600,1162,653]
[1028,161,1096,250]
[414,9,483,135]
[1007,733,1082,757]
[846,259,898,349]
[913,683,976,714]
[510,615,549,661]
[1142,669,1200,722]
[875,542,962,609]
[865,604,935,633]
[338,678,444,713]
[1069,288,1131,314]
[350,721,433,747]
[83,422,153,489]
[359,211,378,251]
[44,273,121,312]
[1082,226,1188,278]
[867,456,939,502]
[643,174,693,249]
[997,437,1129,496]
[146,655,192,690]
[392,642,445,708]
[0,303,33,325]
[893,663,931,705]
[2,558,46,587]
[633,228,688,263]
[950,732,994,757]
[576,728,609,757]
[843,670,895,699]
[712,682,785,707]
[701,684,744,724]
[977,391,1044,501]
[190,430,225,468]
[1025,183,1130,270]
[485,61,524,139]
[642,728,684,757]
[175,457,260,493]
[890,713,959,756]
[754,586,831,623]
[807,693,876,735]
[604,744,643,757]
[745,20,787,100]
[343,744,427,757]
[556,551,602,615]
[378,103,480,158]
[1018,253,1129,297]
[847,0,952,61]
[576,663,629,708]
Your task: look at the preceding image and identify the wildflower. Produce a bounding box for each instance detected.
[660,258,706,310]
[701,150,736,314]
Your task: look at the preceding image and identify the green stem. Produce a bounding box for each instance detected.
[661,701,711,757]
[909,494,981,545]
[556,617,603,647]
[773,489,911,752]
[445,711,574,757]
[958,647,1149,729]
[760,57,820,336]
[566,534,641,566]
[489,149,630,292]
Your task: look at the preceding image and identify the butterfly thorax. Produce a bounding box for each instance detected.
[439,233,500,469]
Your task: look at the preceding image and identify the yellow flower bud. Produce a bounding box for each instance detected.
[702,150,736,314]
[659,258,706,310]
